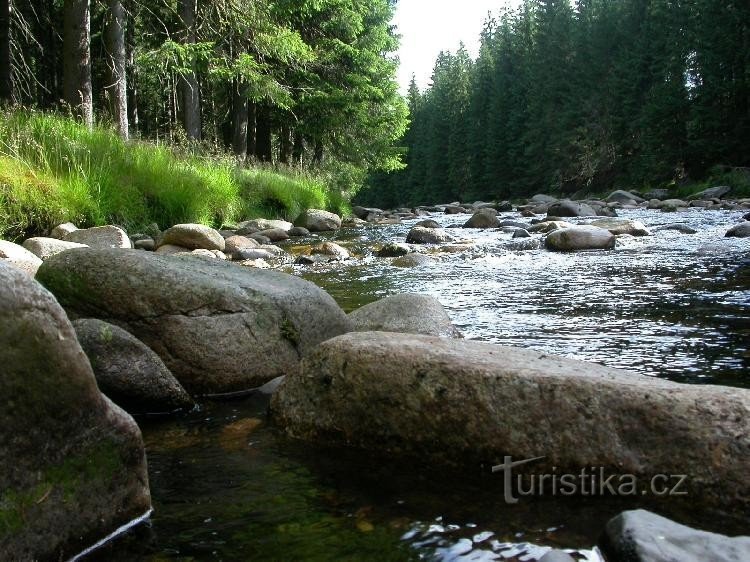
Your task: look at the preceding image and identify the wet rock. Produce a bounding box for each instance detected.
[656,199,689,211]
[726,222,750,238]
[294,254,330,265]
[600,509,750,562]
[497,201,513,212]
[376,242,411,258]
[37,249,353,395]
[257,228,290,242]
[589,218,650,236]
[133,238,155,251]
[352,206,383,220]
[444,205,465,214]
[415,219,442,229]
[158,224,225,252]
[342,217,368,227]
[224,235,260,256]
[539,551,576,562]
[653,223,698,234]
[238,219,292,232]
[527,220,574,234]
[73,319,193,414]
[606,190,644,204]
[50,222,78,239]
[0,240,43,276]
[288,226,311,237]
[463,209,500,228]
[272,332,750,509]
[512,228,531,239]
[546,225,615,251]
[499,220,530,229]
[406,226,454,244]
[311,242,350,260]
[294,209,342,232]
[689,185,731,200]
[348,294,462,338]
[505,237,544,251]
[233,248,276,261]
[65,225,133,249]
[392,254,436,267]
[249,233,272,245]
[0,262,150,561]
[546,200,598,217]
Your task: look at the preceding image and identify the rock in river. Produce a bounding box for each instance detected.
[726,222,750,238]
[406,226,454,244]
[589,218,650,236]
[348,294,462,338]
[0,262,150,561]
[463,209,500,228]
[294,209,342,232]
[545,225,616,251]
[271,332,750,509]
[546,200,598,217]
[73,318,194,414]
[158,223,225,252]
[36,249,353,395]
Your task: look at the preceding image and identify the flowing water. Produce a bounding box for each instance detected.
[91,208,750,561]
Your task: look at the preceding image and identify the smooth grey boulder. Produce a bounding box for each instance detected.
[311,241,350,260]
[606,190,644,204]
[530,194,558,204]
[689,185,731,200]
[600,509,750,562]
[352,206,383,220]
[726,222,750,238]
[257,228,290,242]
[376,242,411,257]
[512,228,531,238]
[22,237,88,260]
[238,218,293,232]
[589,218,650,236]
[463,209,500,228]
[50,222,78,239]
[158,223,225,251]
[36,249,352,395]
[444,205,465,214]
[294,209,342,232]
[348,294,461,338]
[224,235,260,257]
[415,219,441,229]
[64,225,132,249]
[271,332,750,509]
[155,243,189,255]
[406,226,454,244]
[392,254,436,267]
[545,225,616,251]
[73,319,194,414]
[0,262,150,561]
[546,200,598,217]
[0,240,43,276]
[288,226,310,237]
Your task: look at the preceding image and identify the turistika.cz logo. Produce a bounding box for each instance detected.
[491,456,688,504]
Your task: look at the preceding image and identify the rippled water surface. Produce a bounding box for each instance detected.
[95,208,750,561]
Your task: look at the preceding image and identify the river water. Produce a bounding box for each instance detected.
[93,208,750,561]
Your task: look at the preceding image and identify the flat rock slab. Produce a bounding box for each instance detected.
[0,262,150,560]
[271,332,750,509]
[36,249,352,395]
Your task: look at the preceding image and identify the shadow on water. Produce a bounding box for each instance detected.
[86,209,750,560]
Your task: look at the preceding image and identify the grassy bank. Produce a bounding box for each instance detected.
[0,111,348,241]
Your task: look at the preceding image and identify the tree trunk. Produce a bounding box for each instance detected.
[126,17,138,133]
[63,0,93,127]
[106,0,128,139]
[232,80,247,159]
[179,0,200,140]
[292,131,304,165]
[312,139,324,165]
[246,101,256,160]
[254,104,272,163]
[279,122,292,164]
[0,0,11,103]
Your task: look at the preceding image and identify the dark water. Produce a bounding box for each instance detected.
[91,208,750,561]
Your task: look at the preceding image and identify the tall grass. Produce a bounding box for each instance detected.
[0,110,342,240]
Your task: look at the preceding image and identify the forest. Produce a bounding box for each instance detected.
[359,0,750,208]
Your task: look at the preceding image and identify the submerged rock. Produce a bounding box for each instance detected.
[64,225,132,249]
[36,249,353,395]
[653,223,698,234]
[406,226,454,244]
[311,241,350,260]
[271,332,750,509]
[158,223,225,252]
[73,319,194,414]
[600,509,750,562]
[0,240,43,276]
[348,294,462,338]
[392,254,436,267]
[376,242,411,257]
[545,225,616,251]
[0,262,150,561]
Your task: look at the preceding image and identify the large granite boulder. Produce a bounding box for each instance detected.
[36,249,353,395]
[348,294,462,338]
[294,209,342,232]
[158,223,225,251]
[545,225,616,251]
[272,332,750,509]
[546,200,598,217]
[72,319,194,414]
[22,237,88,260]
[0,240,43,276]
[0,262,150,561]
[64,225,132,249]
[600,509,750,562]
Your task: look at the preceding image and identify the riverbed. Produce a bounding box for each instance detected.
[91,207,750,561]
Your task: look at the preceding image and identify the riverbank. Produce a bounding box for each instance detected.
[0,111,348,242]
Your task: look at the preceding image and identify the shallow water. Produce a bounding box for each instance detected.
[93,208,750,561]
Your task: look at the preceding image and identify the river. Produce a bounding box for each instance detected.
[90,207,750,561]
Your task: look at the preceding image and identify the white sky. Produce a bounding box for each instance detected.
[393,0,517,93]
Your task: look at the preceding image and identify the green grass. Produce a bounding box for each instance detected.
[0,110,344,241]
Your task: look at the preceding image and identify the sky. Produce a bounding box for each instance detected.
[393,0,516,93]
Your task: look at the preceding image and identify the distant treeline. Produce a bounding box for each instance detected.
[359,0,750,208]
